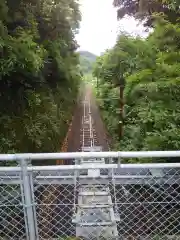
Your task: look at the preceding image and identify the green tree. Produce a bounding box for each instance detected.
[93,17,180,163]
[0,0,81,159]
[113,0,180,27]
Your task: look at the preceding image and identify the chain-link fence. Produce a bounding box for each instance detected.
[1,154,180,239]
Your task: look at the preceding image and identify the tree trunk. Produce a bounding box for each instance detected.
[119,85,124,140]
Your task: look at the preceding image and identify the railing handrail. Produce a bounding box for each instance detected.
[1,162,180,172]
[0,150,180,161]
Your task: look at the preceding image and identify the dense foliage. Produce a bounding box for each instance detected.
[93,15,180,162]
[113,0,180,27]
[0,0,81,155]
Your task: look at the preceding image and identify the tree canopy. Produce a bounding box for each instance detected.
[93,15,180,162]
[113,0,180,27]
[0,0,81,157]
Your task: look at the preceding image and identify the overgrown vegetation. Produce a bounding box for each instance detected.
[0,0,81,155]
[93,1,180,162]
[113,0,180,27]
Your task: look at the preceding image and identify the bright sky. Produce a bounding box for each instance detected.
[76,0,147,55]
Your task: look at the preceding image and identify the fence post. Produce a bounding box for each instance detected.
[20,158,37,240]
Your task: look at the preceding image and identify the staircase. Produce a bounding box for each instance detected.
[72,92,119,239]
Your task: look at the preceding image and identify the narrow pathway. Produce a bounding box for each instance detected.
[68,84,110,152]
[71,84,119,239]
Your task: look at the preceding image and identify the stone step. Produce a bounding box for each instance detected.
[78,191,109,196]
[75,221,116,226]
[78,204,113,209]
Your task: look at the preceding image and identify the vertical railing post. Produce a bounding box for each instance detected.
[20,158,37,240]
[29,163,39,240]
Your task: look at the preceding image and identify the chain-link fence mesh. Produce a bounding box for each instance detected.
[115,167,180,240]
[1,164,180,239]
[0,169,26,239]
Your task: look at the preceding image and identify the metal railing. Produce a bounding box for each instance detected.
[1,151,180,239]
